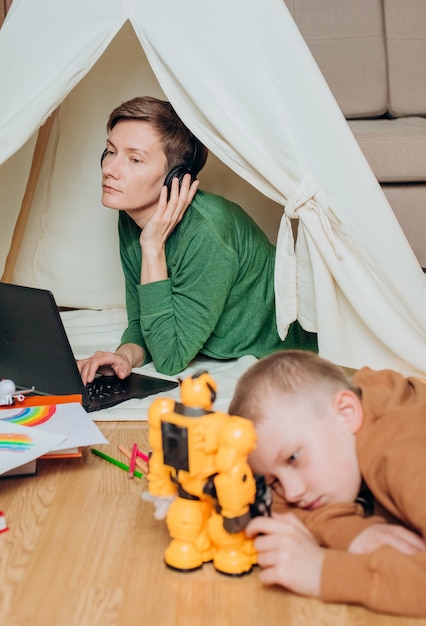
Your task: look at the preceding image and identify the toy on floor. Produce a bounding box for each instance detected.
[143,371,271,575]
[0,379,34,406]
[0,511,8,533]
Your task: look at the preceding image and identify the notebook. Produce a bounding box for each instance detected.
[0,282,178,412]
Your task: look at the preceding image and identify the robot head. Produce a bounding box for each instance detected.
[179,371,217,410]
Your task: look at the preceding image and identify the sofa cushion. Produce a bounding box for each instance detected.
[348,117,426,183]
[285,0,388,118]
[382,184,426,268]
[384,0,426,116]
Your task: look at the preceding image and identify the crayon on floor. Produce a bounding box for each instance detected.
[91,448,143,478]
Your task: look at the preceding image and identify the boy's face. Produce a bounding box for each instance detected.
[249,390,362,510]
[101,119,168,222]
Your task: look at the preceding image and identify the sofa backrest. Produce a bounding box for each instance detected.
[284,0,388,119]
[384,0,426,117]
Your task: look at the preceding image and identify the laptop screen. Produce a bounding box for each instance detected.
[0,283,89,402]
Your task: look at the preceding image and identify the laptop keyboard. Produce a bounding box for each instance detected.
[83,373,178,412]
[85,376,129,410]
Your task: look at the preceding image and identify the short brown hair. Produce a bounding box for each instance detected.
[107,96,208,174]
[229,350,361,422]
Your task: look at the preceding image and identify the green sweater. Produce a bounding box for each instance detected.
[118,190,317,375]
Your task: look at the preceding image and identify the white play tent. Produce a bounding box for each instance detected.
[0,0,425,377]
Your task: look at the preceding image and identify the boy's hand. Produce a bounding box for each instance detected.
[246,512,325,597]
[349,523,426,556]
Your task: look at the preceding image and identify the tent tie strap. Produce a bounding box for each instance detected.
[283,176,343,260]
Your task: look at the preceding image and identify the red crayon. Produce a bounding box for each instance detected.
[129,442,138,478]
[136,449,149,463]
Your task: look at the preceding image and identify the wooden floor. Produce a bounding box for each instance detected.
[1,421,425,626]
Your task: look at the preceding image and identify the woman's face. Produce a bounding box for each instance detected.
[101,119,168,222]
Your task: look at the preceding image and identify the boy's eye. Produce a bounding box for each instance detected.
[268,477,280,489]
[267,478,285,498]
[287,450,299,465]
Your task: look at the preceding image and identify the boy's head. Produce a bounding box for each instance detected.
[229,350,364,510]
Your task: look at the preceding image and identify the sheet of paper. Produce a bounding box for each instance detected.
[0,402,108,451]
[0,421,65,475]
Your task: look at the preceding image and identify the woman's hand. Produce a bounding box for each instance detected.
[77,343,144,385]
[245,512,325,597]
[140,174,199,284]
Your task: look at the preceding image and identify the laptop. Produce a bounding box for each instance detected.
[0,282,178,412]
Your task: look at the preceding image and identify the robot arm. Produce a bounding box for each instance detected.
[147,397,178,497]
[213,415,260,531]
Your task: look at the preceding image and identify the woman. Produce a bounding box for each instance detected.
[78,96,316,381]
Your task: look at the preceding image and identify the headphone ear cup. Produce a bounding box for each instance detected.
[164,165,189,193]
[164,165,196,198]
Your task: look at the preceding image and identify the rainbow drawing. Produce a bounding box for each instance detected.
[0,432,34,452]
[1,405,57,427]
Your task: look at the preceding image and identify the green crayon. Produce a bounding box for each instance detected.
[91,448,143,478]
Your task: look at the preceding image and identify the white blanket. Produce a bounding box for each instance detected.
[61,308,258,421]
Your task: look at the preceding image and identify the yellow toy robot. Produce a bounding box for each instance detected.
[144,371,271,575]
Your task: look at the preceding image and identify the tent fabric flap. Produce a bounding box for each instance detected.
[0,0,127,165]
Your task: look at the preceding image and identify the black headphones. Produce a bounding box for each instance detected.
[100,140,198,200]
[163,140,198,199]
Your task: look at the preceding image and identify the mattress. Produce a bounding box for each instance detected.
[61,308,258,421]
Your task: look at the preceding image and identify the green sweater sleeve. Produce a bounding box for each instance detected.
[119,208,238,375]
[135,231,238,375]
[118,216,150,361]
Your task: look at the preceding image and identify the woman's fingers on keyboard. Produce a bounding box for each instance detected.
[77,351,116,384]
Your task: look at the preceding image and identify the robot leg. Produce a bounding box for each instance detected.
[207,512,257,576]
[165,496,215,571]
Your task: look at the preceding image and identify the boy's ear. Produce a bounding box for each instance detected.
[333,390,363,434]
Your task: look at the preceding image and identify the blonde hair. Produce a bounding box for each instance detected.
[229,350,360,422]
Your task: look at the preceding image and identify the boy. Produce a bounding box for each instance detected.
[78,96,316,381]
[229,350,426,617]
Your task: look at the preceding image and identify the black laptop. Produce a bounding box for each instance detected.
[0,282,178,412]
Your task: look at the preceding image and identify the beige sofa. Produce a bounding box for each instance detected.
[285,0,426,268]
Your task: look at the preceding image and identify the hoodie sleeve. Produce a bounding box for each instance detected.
[272,497,386,550]
[321,547,426,617]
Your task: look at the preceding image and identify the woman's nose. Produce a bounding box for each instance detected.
[102,155,119,178]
